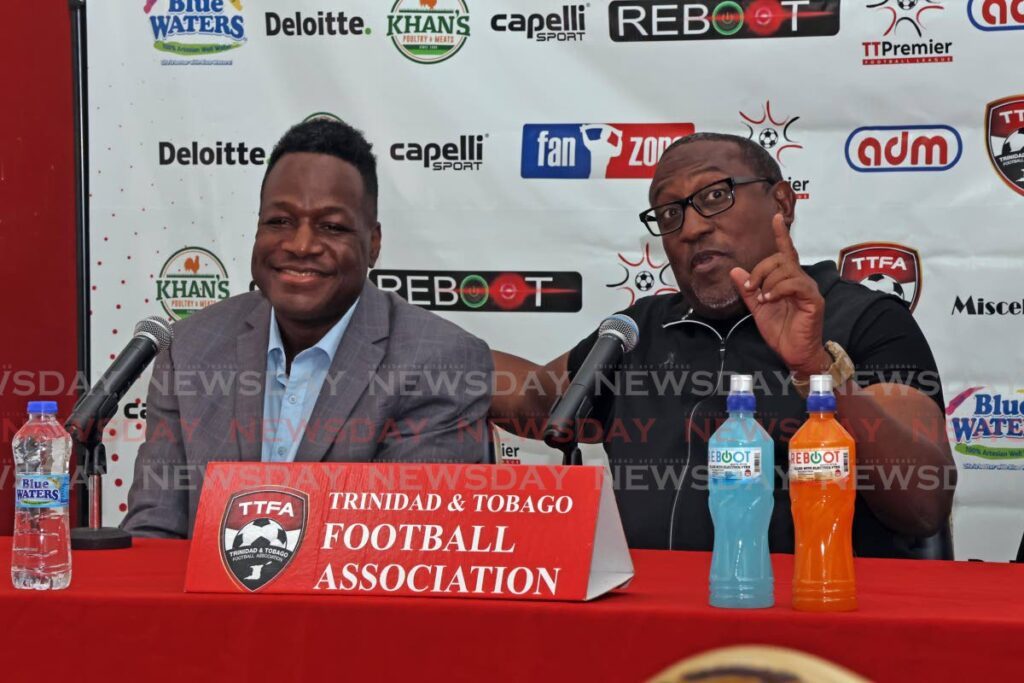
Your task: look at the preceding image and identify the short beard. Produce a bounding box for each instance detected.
[691,284,741,316]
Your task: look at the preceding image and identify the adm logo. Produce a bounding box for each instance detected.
[845,125,962,172]
[606,243,678,306]
[862,0,953,65]
[985,95,1024,196]
[144,0,246,58]
[521,122,695,179]
[221,488,308,592]
[156,246,230,320]
[371,270,582,312]
[947,387,1024,462]
[740,100,811,199]
[838,242,921,312]
[609,0,841,42]
[968,0,1024,31]
[387,0,470,64]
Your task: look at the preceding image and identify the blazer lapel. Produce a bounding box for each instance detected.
[294,282,389,462]
[234,297,271,462]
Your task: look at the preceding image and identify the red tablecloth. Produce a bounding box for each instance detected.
[2,538,1023,682]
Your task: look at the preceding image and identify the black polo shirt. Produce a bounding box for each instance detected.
[567,261,945,558]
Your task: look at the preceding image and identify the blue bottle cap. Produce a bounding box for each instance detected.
[726,374,756,412]
[27,401,58,415]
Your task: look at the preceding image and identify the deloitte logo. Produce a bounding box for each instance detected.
[156,246,231,320]
[386,0,471,64]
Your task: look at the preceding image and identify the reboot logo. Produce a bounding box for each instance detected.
[968,0,1024,30]
[986,96,1024,196]
[861,0,953,65]
[220,488,308,591]
[390,135,485,171]
[947,387,1024,461]
[491,5,587,41]
[156,246,231,320]
[844,125,962,172]
[838,242,921,312]
[521,123,695,179]
[387,0,471,64]
[739,100,811,199]
[606,243,678,306]
[608,0,841,42]
[370,271,583,312]
[144,0,246,57]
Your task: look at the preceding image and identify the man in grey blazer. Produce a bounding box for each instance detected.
[122,118,493,539]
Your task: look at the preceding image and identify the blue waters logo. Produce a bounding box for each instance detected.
[145,0,246,56]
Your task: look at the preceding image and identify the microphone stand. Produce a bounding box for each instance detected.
[68,413,133,550]
[543,395,591,467]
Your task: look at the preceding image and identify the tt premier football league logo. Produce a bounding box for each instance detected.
[221,488,308,591]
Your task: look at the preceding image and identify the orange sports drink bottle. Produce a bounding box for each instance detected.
[788,374,857,612]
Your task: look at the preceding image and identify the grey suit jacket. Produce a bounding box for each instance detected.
[121,281,493,538]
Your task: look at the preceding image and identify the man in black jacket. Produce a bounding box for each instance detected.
[491,132,955,557]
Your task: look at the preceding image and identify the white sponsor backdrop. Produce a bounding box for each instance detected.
[87,0,1024,559]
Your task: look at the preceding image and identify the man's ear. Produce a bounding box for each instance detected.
[772,181,797,228]
[369,222,382,268]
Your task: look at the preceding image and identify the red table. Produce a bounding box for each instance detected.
[2,538,1023,682]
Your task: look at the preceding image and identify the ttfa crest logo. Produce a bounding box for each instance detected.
[862,0,953,65]
[838,242,921,312]
[220,488,308,591]
[985,95,1024,196]
[606,243,678,306]
[739,100,811,199]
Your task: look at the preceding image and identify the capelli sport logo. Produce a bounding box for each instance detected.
[220,488,308,592]
[371,270,583,312]
[144,0,246,59]
[491,4,587,41]
[390,135,486,171]
[608,0,841,42]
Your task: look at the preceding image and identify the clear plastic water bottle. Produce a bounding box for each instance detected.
[11,401,72,590]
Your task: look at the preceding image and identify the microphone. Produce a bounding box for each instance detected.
[66,316,173,442]
[544,314,639,455]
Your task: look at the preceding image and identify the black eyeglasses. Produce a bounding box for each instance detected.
[639,176,773,236]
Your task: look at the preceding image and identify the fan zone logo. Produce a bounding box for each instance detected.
[370,270,583,312]
[606,243,678,306]
[220,488,308,592]
[156,246,231,320]
[608,0,841,41]
[521,123,694,179]
[144,0,246,59]
[844,125,962,172]
[862,0,953,65]
[968,0,1024,31]
[387,0,471,64]
[740,100,811,199]
[838,243,921,312]
[986,96,1024,196]
[947,387,1024,463]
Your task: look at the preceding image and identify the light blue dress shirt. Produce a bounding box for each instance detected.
[261,301,359,462]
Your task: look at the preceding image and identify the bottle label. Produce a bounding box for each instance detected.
[709,447,762,479]
[789,448,850,480]
[15,474,70,509]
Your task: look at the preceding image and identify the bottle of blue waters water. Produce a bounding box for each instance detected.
[707,374,774,608]
[11,401,72,590]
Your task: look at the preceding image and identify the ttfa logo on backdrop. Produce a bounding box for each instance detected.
[144,0,246,60]
[156,246,231,320]
[521,123,695,179]
[861,0,953,65]
[387,0,471,64]
[221,488,308,592]
[608,0,841,41]
[739,100,811,199]
[491,4,587,41]
[838,242,921,312]
[371,271,583,312]
[606,243,678,306]
[844,125,962,172]
[390,135,486,171]
[968,0,1024,31]
[985,96,1024,196]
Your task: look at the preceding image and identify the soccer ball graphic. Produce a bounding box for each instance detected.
[635,271,655,292]
[233,518,288,549]
[1002,128,1024,155]
[758,128,779,150]
[897,0,919,10]
[861,273,905,300]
